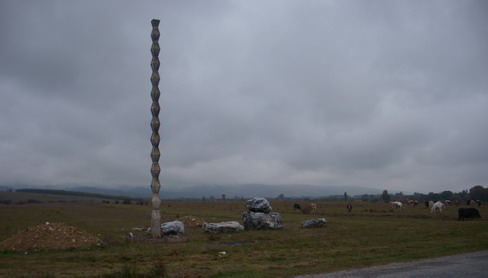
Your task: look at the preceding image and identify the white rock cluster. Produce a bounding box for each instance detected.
[242,197,282,230]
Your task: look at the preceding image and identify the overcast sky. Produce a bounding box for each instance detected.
[1,0,487,193]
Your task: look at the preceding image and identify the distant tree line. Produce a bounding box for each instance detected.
[267,185,487,203]
[197,194,250,202]
[364,185,487,203]
[0,199,43,205]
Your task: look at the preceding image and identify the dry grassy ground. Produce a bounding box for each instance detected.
[1,192,488,277]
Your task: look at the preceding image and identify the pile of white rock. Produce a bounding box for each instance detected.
[161,220,185,235]
[146,220,185,236]
[242,197,282,230]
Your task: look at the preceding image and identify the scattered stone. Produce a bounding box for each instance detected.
[161,221,185,235]
[242,211,282,230]
[243,197,282,230]
[246,197,272,213]
[202,221,244,233]
[301,218,327,228]
[0,222,103,251]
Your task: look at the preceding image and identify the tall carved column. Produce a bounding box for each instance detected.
[150,19,162,238]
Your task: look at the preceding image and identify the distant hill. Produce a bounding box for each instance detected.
[69,186,139,198]
[0,185,13,192]
[7,183,384,200]
[15,188,138,200]
[70,184,383,199]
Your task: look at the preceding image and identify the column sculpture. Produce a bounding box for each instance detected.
[150,19,162,238]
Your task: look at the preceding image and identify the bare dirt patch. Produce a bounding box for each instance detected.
[176,215,206,227]
[0,222,103,251]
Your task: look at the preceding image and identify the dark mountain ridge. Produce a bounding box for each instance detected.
[3,184,384,199]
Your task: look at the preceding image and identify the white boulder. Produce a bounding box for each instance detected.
[202,221,244,233]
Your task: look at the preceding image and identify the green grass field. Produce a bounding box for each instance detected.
[1,192,488,277]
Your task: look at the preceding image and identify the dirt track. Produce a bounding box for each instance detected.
[296,250,488,278]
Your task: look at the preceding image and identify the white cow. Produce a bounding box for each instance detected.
[310,203,317,213]
[391,201,403,209]
[431,201,444,213]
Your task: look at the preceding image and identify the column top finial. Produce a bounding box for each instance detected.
[151,19,160,27]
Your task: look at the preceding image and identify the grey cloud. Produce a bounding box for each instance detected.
[0,0,487,193]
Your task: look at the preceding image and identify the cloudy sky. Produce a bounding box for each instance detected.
[1,0,487,193]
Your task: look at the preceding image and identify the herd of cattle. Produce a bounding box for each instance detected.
[292,200,482,221]
[389,199,482,221]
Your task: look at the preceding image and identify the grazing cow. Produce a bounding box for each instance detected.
[310,203,317,213]
[467,200,476,206]
[413,201,418,207]
[407,200,414,206]
[458,208,481,221]
[424,201,430,208]
[445,200,451,206]
[431,201,444,213]
[293,203,301,211]
[346,204,353,213]
[391,201,403,209]
[476,200,482,207]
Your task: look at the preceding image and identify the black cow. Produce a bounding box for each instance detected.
[458,208,481,221]
[293,203,301,210]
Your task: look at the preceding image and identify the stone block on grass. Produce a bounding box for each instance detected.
[301,218,327,228]
[161,220,185,235]
[242,211,282,230]
[202,221,244,233]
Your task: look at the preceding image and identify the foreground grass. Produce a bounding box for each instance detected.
[1,198,488,277]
